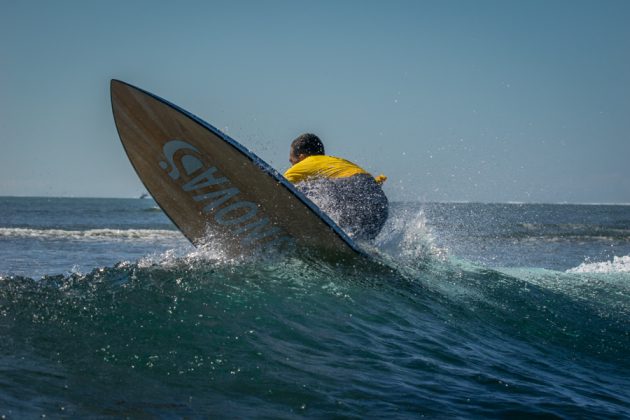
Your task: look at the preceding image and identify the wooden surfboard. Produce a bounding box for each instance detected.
[110,80,363,258]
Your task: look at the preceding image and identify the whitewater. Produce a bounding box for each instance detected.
[0,197,628,417]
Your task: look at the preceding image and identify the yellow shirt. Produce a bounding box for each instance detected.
[284,155,386,184]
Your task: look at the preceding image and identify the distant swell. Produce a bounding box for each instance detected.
[0,227,182,241]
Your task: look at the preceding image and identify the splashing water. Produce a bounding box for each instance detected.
[567,255,630,274]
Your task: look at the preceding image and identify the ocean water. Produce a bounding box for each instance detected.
[0,197,628,418]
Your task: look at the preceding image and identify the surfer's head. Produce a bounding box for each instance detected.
[289,133,325,165]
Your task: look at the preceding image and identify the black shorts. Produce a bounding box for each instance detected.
[297,174,389,241]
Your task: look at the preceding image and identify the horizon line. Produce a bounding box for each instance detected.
[1,194,629,206]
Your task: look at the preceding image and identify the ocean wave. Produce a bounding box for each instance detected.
[0,254,628,417]
[0,227,183,241]
[567,255,630,273]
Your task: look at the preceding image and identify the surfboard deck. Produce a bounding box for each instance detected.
[110,80,364,259]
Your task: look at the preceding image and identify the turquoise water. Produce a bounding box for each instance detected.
[1,197,629,417]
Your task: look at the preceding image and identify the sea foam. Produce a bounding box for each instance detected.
[567,255,630,273]
[0,227,182,241]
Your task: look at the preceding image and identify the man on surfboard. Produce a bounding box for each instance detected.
[284,133,388,241]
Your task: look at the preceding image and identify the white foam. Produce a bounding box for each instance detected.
[567,255,630,274]
[0,227,183,241]
[136,228,248,269]
[374,208,447,264]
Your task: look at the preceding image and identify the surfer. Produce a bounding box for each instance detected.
[284,133,389,240]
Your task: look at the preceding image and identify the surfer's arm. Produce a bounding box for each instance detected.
[284,161,314,183]
[284,169,308,183]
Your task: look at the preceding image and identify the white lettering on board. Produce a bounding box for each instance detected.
[159,139,293,249]
[183,167,228,191]
[195,187,240,213]
[159,140,201,180]
[214,201,258,225]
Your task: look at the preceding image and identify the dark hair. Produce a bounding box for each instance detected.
[291,133,325,157]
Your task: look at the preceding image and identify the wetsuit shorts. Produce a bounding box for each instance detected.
[296,173,389,241]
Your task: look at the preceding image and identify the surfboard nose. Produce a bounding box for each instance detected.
[111,79,128,88]
[110,79,123,92]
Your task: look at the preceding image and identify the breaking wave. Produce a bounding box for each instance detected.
[567,255,630,274]
[0,227,182,241]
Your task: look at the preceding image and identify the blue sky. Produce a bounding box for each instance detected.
[1,0,629,203]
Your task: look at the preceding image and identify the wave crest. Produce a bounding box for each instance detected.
[0,227,182,241]
[567,255,630,273]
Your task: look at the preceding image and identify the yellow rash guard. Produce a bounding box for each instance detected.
[284,155,386,185]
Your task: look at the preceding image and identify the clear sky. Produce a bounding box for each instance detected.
[1,0,629,203]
